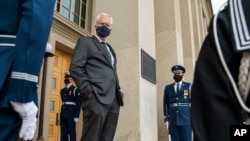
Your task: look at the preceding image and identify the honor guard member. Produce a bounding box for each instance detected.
[163,65,192,141]
[60,72,81,141]
[0,0,55,141]
[191,0,250,141]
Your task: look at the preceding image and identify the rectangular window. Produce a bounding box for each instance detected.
[56,0,92,30]
[61,0,70,18]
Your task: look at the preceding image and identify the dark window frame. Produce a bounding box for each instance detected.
[56,0,92,31]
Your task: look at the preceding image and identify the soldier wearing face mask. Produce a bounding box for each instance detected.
[60,72,81,141]
[163,65,192,141]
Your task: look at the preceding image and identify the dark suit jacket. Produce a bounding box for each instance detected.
[70,36,123,106]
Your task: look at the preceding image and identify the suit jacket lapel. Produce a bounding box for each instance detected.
[92,36,113,67]
[106,43,116,66]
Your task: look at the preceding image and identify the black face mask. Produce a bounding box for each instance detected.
[173,75,183,82]
[64,78,70,84]
[96,26,110,37]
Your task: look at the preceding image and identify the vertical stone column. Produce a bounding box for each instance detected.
[191,0,203,58]
[179,0,196,80]
[155,0,183,140]
[138,0,158,140]
[94,0,158,141]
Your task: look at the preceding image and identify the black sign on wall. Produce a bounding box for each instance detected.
[141,49,156,84]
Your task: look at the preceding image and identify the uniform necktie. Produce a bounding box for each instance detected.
[176,83,180,94]
[101,42,112,64]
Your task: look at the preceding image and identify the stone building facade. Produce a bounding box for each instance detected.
[35,0,213,141]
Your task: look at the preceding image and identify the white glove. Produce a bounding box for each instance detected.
[165,121,170,135]
[165,121,169,129]
[74,118,79,122]
[10,101,38,140]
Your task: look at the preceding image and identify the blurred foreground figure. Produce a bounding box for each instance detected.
[191,0,250,141]
[0,0,55,140]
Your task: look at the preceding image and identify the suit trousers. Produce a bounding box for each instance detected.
[80,93,120,141]
[0,108,21,141]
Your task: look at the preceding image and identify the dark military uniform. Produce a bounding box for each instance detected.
[60,74,81,141]
[163,65,192,141]
[191,0,250,141]
[0,0,55,140]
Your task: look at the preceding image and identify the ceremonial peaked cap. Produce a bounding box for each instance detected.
[64,71,72,78]
[171,65,186,73]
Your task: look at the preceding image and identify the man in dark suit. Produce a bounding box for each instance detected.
[60,72,81,141]
[191,0,250,141]
[69,12,124,141]
[163,65,192,141]
[0,0,55,141]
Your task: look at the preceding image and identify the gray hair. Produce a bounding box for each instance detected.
[96,13,113,25]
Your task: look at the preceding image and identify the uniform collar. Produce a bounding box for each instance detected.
[175,81,183,86]
[66,84,72,89]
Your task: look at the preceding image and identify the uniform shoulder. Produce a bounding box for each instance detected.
[165,83,174,88]
[183,81,191,85]
[60,87,66,93]
[69,85,77,89]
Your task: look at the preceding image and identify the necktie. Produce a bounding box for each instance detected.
[101,42,112,63]
[176,83,180,94]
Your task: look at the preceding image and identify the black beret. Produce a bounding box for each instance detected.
[171,65,185,73]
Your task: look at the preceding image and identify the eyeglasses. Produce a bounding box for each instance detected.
[97,22,112,27]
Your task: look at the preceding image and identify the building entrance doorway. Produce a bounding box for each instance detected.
[48,49,72,141]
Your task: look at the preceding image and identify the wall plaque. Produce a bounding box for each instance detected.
[141,49,156,84]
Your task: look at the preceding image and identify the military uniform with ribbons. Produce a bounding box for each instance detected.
[163,65,192,141]
[60,73,81,141]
